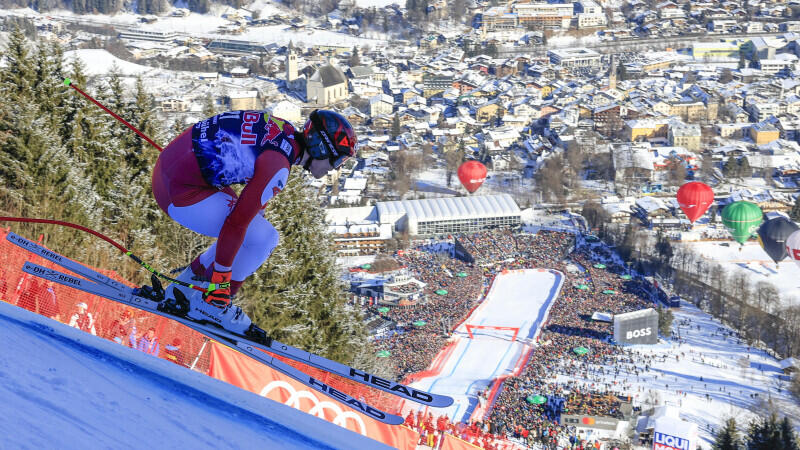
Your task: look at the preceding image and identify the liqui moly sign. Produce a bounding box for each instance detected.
[654,432,691,450]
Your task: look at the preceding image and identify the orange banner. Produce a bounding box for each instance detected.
[207,341,419,449]
[441,433,483,450]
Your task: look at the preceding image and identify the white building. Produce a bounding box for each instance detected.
[307,63,349,106]
[548,48,602,68]
[118,28,178,42]
[710,19,738,33]
[369,94,394,117]
[377,194,522,237]
[267,100,302,124]
[758,59,793,75]
[578,13,607,28]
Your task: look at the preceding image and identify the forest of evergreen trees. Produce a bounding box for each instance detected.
[0,0,239,16]
[713,413,800,450]
[0,27,378,369]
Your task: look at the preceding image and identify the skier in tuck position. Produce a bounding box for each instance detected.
[151,109,357,334]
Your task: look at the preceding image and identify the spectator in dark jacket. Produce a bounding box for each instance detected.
[106,309,135,346]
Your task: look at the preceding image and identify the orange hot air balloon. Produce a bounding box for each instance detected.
[457,160,487,194]
[676,181,714,223]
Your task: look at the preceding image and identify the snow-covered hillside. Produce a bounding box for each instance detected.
[0,301,389,449]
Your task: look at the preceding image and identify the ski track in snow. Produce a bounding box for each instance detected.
[0,302,389,449]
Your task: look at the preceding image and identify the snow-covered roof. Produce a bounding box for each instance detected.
[377,194,520,225]
[614,308,657,321]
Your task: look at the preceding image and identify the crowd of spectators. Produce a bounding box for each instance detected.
[370,247,483,378]
[357,230,657,449]
[7,275,194,369]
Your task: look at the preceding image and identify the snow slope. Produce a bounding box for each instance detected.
[411,270,563,422]
[64,49,156,76]
[679,240,800,306]
[0,301,390,449]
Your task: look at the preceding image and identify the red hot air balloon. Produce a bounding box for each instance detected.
[676,181,714,223]
[457,161,487,194]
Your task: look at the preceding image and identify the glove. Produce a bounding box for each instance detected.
[203,270,232,308]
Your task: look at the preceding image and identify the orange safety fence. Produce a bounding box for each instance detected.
[0,227,213,371]
[0,227,407,416]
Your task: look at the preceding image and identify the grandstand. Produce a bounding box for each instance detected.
[377,194,521,237]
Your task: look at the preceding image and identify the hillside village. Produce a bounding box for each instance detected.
[8,0,800,249]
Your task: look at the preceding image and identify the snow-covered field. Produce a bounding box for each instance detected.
[679,240,800,306]
[1,5,388,48]
[559,300,800,447]
[0,301,388,449]
[64,49,156,76]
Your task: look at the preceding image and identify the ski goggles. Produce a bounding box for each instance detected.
[309,111,351,169]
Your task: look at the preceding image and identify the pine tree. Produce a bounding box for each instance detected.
[202,95,217,117]
[0,26,36,195]
[791,195,800,222]
[103,63,128,141]
[391,113,401,139]
[714,417,742,450]
[349,46,360,67]
[242,168,369,363]
[746,413,782,450]
[738,157,751,179]
[617,61,628,81]
[723,155,738,178]
[125,77,160,183]
[781,417,800,450]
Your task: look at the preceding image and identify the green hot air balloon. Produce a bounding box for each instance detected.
[721,201,763,247]
[757,217,799,264]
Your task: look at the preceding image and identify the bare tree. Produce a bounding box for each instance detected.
[666,155,687,186]
[709,264,728,318]
[535,155,568,203]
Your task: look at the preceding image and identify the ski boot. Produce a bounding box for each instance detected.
[165,266,252,335]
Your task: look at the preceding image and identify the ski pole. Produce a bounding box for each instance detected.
[0,217,219,294]
[63,78,164,152]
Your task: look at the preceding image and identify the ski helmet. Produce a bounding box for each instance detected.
[303,109,357,169]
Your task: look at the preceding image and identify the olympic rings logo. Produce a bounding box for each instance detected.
[260,381,368,436]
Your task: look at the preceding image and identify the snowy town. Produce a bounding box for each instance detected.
[3,0,800,449]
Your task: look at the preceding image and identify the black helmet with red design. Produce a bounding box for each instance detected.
[303,109,357,169]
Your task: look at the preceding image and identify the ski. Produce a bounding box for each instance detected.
[20,260,403,425]
[9,232,453,409]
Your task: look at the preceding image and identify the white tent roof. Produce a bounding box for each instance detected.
[377,194,520,224]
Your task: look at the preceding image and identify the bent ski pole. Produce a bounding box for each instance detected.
[63,78,163,152]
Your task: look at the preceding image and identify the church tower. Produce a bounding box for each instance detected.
[286,41,298,84]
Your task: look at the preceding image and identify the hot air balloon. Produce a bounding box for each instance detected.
[785,229,800,269]
[757,217,799,264]
[720,201,763,247]
[457,160,487,194]
[676,181,714,223]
